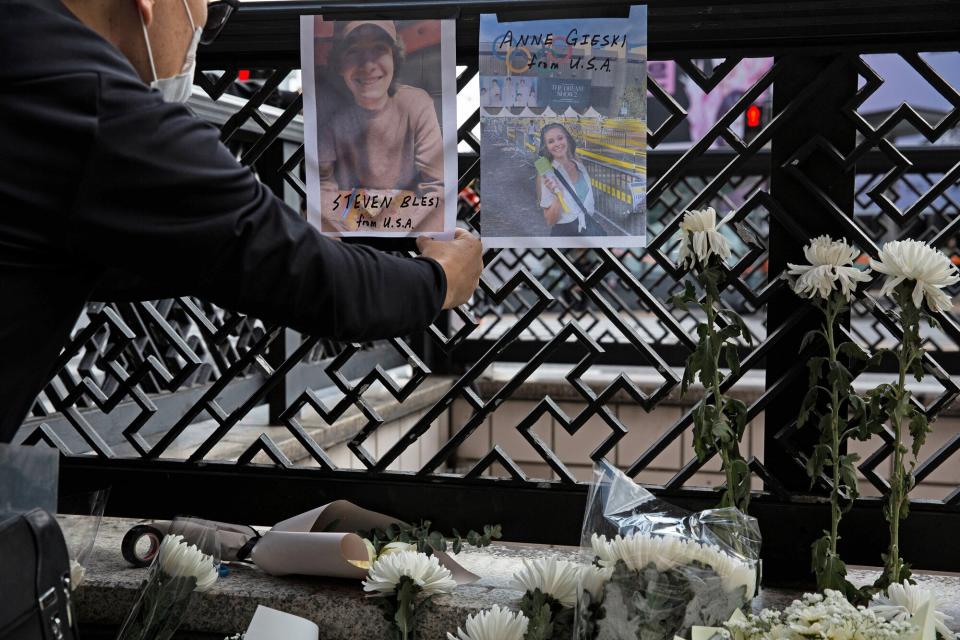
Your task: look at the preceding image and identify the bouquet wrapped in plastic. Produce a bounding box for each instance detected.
[117,517,220,640]
[575,461,761,640]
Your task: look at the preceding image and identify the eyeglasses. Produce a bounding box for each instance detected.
[201,0,239,45]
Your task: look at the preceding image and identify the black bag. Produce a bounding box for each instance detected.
[0,509,80,640]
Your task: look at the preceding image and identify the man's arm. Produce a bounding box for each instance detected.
[70,89,449,341]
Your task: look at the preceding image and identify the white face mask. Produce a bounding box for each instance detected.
[139,0,202,103]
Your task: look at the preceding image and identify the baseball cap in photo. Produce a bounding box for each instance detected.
[340,20,398,43]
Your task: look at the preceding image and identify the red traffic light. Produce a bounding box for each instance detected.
[746,104,762,128]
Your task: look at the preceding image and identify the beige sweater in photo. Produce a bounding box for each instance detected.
[318,85,444,197]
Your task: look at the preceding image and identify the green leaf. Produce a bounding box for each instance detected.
[725,397,749,438]
[700,264,724,297]
[798,386,822,428]
[681,342,707,396]
[719,309,754,346]
[519,589,555,640]
[427,531,445,552]
[827,361,853,390]
[717,324,741,344]
[921,311,942,330]
[808,357,828,387]
[800,329,821,352]
[723,343,741,378]
[484,524,503,541]
[811,535,842,585]
[670,280,698,310]
[804,443,830,482]
[701,345,718,387]
[723,457,752,512]
[838,453,861,497]
[908,412,931,458]
[691,404,716,461]
[711,412,734,446]
[910,356,926,383]
[810,535,864,602]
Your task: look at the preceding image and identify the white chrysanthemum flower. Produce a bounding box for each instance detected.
[362,550,456,597]
[578,564,613,602]
[677,207,732,268]
[157,534,218,592]
[787,235,872,301]
[591,532,756,597]
[446,605,528,640]
[870,580,956,640]
[870,239,959,313]
[511,558,581,608]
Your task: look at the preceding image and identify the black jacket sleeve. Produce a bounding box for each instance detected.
[69,81,446,341]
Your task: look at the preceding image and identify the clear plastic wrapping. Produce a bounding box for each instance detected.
[575,460,761,640]
[59,488,110,588]
[116,517,221,640]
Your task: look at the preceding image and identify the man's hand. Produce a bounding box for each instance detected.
[417,228,483,309]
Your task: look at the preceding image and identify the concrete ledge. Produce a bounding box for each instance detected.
[68,516,960,639]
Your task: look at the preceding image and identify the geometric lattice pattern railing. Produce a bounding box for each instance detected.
[20,1,960,527]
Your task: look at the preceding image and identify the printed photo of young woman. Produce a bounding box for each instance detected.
[479,7,647,249]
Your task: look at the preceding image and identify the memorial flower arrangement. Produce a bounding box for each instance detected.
[574,532,756,640]
[363,550,458,640]
[116,533,219,640]
[786,236,878,599]
[716,582,957,640]
[865,239,959,588]
[673,207,753,511]
[723,590,915,640]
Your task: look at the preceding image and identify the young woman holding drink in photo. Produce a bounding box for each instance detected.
[535,123,607,237]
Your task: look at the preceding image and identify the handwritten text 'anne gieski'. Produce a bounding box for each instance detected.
[496,30,628,50]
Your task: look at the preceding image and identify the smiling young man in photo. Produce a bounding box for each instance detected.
[315,20,447,233]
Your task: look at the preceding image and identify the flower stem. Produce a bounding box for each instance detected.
[825,299,842,559]
[888,349,907,584]
[705,282,738,509]
[886,286,920,585]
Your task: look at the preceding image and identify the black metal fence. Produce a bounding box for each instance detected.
[21,1,960,584]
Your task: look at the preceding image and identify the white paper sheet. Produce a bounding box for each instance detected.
[244,605,318,640]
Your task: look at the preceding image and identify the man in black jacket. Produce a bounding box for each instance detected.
[0,0,483,443]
